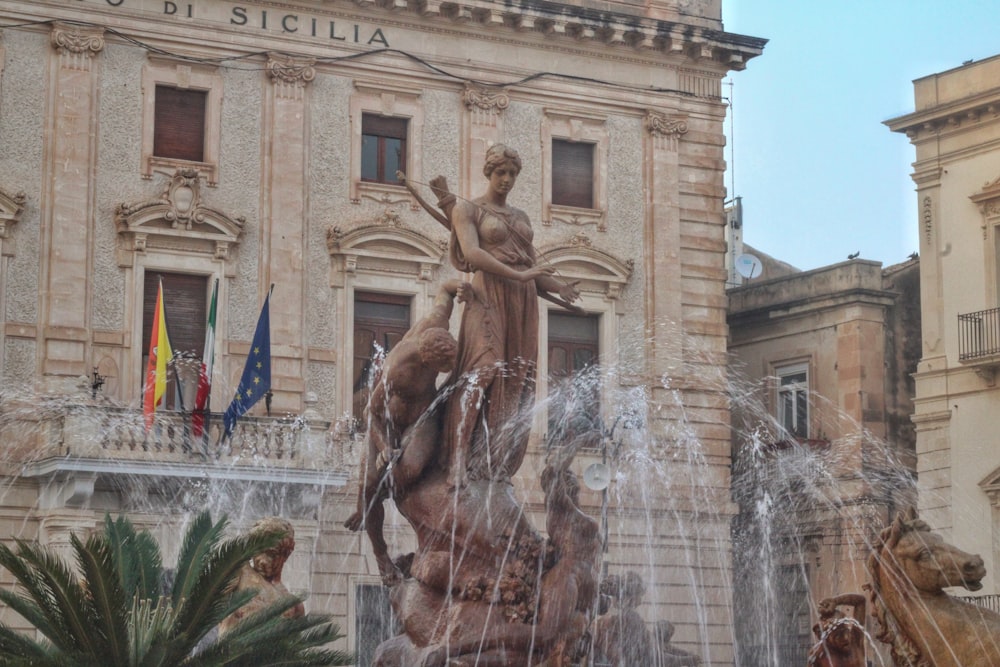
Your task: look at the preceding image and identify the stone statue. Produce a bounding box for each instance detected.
[866,508,1000,667]
[440,143,580,488]
[219,517,304,635]
[344,279,467,585]
[806,594,865,667]
[357,148,588,666]
[653,620,701,667]
[593,571,654,666]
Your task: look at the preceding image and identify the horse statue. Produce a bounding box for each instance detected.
[866,508,1000,667]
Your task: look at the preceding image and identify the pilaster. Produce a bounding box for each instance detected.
[460,83,508,200]
[262,54,315,411]
[642,110,687,378]
[40,22,104,379]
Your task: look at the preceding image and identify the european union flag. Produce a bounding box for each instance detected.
[223,290,272,439]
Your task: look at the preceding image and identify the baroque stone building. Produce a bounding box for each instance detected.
[887,53,1000,597]
[727,255,920,665]
[0,0,763,662]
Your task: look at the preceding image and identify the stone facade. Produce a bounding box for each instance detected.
[887,53,1000,596]
[0,0,763,661]
[727,257,921,664]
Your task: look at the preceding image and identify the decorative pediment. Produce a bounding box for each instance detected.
[538,236,633,300]
[971,175,1000,218]
[326,220,446,285]
[0,186,26,240]
[115,168,244,263]
[980,464,1000,507]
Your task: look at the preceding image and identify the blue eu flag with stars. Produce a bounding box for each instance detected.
[223,290,271,439]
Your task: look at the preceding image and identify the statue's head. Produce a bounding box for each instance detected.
[249,517,296,581]
[418,327,457,373]
[483,144,522,178]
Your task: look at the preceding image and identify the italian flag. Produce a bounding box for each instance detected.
[192,278,218,437]
[143,280,173,430]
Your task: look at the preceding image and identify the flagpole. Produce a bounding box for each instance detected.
[220,285,274,444]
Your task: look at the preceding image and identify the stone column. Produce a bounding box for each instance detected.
[262,54,315,412]
[460,84,508,200]
[40,23,104,381]
[642,110,687,377]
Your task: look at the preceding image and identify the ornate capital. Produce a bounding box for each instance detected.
[50,22,105,58]
[462,84,510,115]
[267,54,316,93]
[0,187,26,240]
[645,110,688,139]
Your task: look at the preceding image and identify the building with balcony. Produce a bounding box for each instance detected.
[0,0,764,661]
[887,53,1000,596]
[726,255,921,665]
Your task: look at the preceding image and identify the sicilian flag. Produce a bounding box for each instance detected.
[222,287,272,440]
[192,278,218,437]
[143,280,174,430]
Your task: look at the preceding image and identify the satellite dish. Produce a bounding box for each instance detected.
[583,463,611,491]
[735,253,762,279]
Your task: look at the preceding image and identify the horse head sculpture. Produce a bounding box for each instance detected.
[866,508,1000,667]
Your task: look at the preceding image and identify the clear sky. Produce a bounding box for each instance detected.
[720,1,1000,271]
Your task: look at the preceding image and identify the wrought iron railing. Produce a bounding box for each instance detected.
[961,593,1000,613]
[958,307,1000,361]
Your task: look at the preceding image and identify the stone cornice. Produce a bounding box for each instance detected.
[885,88,1000,141]
[357,0,765,71]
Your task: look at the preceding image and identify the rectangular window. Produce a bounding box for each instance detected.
[142,272,208,409]
[548,312,600,448]
[355,583,396,667]
[551,139,594,209]
[353,292,411,421]
[777,364,809,439]
[153,86,208,162]
[361,114,407,184]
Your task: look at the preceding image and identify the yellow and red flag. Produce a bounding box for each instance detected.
[143,280,173,430]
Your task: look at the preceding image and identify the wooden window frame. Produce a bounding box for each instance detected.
[361,114,408,185]
[351,291,412,424]
[142,58,222,185]
[775,362,810,439]
[541,109,608,230]
[349,82,423,204]
[547,311,601,448]
[153,85,208,163]
[551,139,595,209]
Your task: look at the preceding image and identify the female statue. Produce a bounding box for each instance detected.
[442,144,580,486]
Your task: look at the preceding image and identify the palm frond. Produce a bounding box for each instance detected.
[105,514,162,601]
[0,622,57,662]
[128,595,174,666]
[73,532,130,665]
[171,511,226,609]
[0,540,98,656]
[171,530,280,641]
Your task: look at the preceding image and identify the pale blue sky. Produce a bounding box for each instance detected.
[721,1,999,270]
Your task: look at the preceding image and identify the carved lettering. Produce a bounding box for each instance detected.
[230,7,247,25]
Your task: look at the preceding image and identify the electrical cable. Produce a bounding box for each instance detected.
[0,17,723,100]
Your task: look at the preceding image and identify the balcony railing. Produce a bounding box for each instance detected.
[0,395,360,476]
[958,307,1000,361]
[960,593,1000,614]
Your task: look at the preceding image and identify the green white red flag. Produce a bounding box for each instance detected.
[192,278,218,437]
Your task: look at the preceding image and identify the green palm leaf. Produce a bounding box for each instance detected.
[73,532,131,665]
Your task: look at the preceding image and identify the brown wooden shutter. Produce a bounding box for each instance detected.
[352,292,412,419]
[551,139,594,209]
[153,86,207,162]
[142,272,208,357]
